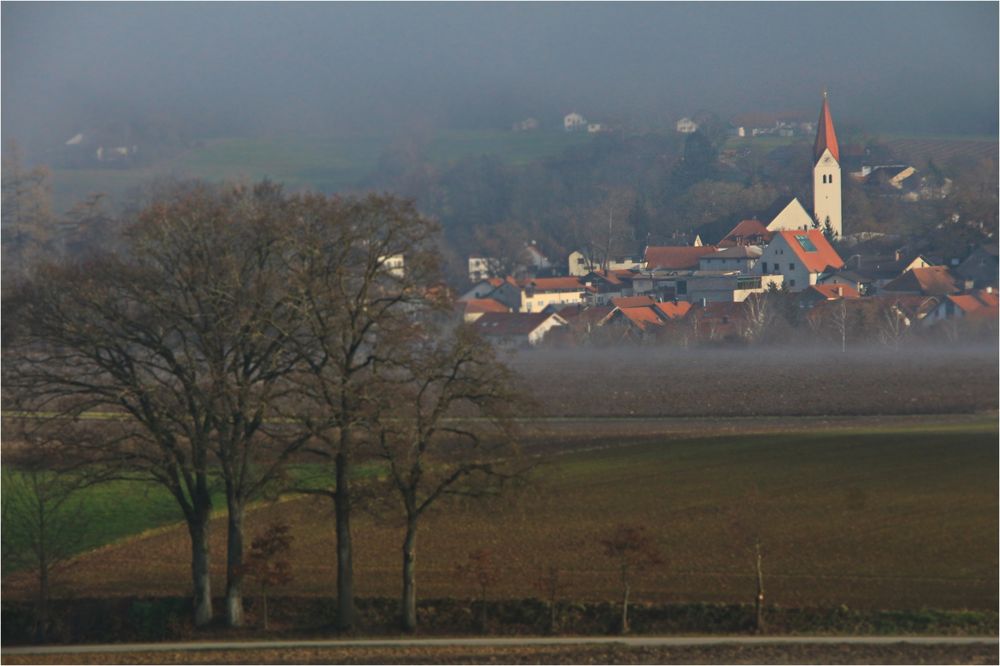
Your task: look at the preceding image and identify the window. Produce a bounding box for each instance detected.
[829,174,833,184]
[789,279,796,287]
[789,263,795,271]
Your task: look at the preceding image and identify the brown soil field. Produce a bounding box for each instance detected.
[4,642,998,665]
[509,347,998,418]
[7,418,996,613]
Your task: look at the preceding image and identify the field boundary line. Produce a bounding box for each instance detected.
[3,635,998,655]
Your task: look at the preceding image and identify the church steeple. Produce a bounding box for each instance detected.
[812,90,842,238]
[813,89,840,164]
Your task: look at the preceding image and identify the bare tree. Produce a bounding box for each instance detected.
[724,487,769,634]
[369,320,525,632]
[600,524,663,634]
[877,300,909,351]
[456,548,500,633]
[5,182,309,627]
[829,298,849,353]
[742,293,775,344]
[281,193,441,630]
[532,565,566,634]
[570,187,637,272]
[238,523,294,630]
[1,140,53,277]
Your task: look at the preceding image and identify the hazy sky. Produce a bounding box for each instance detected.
[3,2,997,148]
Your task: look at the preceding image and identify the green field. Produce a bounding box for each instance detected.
[4,419,995,611]
[48,129,592,213]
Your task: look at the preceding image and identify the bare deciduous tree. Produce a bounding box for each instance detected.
[600,524,663,634]
[369,320,525,632]
[5,182,309,627]
[282,193,441,630]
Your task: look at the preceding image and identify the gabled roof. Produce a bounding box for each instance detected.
[944,290,999,318]
[653,301,692,319]
[486,276,519,289]
[804,284,860,301]
[521,276,587,292]
[473,312,562,337]
[881,266,961,296]
[462,298,510,314]
[556,304,615,326]
[775,230,845,273]
[644,245,717,270]
[613,306,664,331]
[814,92,839,163]
[719,219,773,247]
[877,294,940,321]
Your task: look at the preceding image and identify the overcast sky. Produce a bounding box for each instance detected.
[3,2,997,148]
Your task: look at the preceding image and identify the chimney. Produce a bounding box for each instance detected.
[987,286,994,294]
[836,286,843,297]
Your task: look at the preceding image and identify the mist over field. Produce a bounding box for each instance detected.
[3,2,998,157]
[508,344,1000,418]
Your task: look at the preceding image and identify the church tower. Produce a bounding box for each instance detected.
[812,90,842,238]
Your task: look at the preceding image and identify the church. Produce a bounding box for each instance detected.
[762,91,843,239]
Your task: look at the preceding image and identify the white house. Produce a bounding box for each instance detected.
[698,246,762,273]
[473,312,568,347]
[676,117,698,133]
[567,250,641,276]
[564,112,587,131]
[468,256,501,282]
[766,198,814,232]
[520,277,592,313]
[756,230,844,292]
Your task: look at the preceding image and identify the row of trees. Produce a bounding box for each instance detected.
[3,181,528,632]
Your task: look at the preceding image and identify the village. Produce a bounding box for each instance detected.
[459,95,998,348]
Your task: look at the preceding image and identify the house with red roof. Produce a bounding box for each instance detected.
[460,276,522,311]
[756,229,844,292]
[718,219,773,247]
[924,288,998,325]
[519,276,593,313]
[458,298,510,323]
[799,283,860,309]
[880,266,961,297]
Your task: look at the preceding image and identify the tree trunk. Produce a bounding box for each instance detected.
[548,599,558,635]
[754,539,765,634]
[34,558,49,643]
[262,587,269,631]
[621,582,630,634]
[334,450,355,630]
[401,518,418,632]
[188,511,213,627]
[225,496,245,628]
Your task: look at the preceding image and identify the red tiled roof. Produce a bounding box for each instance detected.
[719,219,773,247]
[946,290,999,319]
[614,306,664,331]
[644,245,717,270]
[814,92,840,163]
[881,266,960,296]
[462,298,510,314]
[776,230,844,273]
[806,283,860,300]
[486,276,518,288]
[520,277,585,291]
[653,301,692,319]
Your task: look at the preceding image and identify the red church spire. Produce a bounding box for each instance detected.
[813,89,839,164]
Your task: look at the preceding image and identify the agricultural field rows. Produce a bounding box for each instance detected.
[6,421,996,612]
[48,129,592,213]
